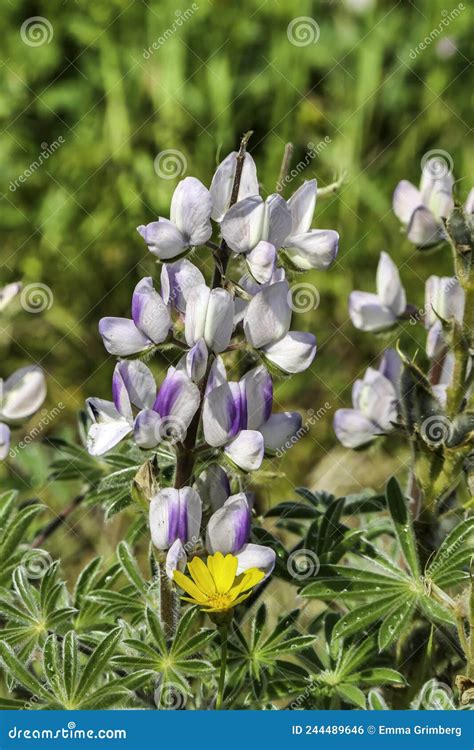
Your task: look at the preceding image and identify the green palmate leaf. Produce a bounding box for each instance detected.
[427,517,474,582]
[385,477,420,577]
[378,597,416,650]
[0,504,41,564]
[0,641,52,700]
[335,683,366,708]
[73,556,103,608]
[338,637,376,678]
[419,596,455,626]
[43,635,63,696]
[0,490,18,526]
[145,606,167,655]
[333,595,402,640]
[251,604,267,649]
[265,502,319,519]
[74,627,123,701]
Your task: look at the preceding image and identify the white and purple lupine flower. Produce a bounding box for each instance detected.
[0,282,22,312]
[149,486,202,551]
[99,277,171,356]
[349,252,407,332]
[210,151,259,222]
[243,280,317,373]
[0,365,47,460]
[424,275,465,359]
[333,349,401,449]
[392,158,454,247]
[137,177,213,261]
[164,490,276,580]
[86,361,200,455]
[177,339,209,383]
[202,363,302,470]
[220,179,339,272]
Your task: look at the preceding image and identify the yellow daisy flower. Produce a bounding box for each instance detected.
[173,552,265,613]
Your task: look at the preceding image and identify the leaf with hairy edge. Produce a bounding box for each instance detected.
[378,597,416,650]
[145,607,167,655]
[335,683,366,708]
[0,641,52,700]
[62,631,78,700]
[74,627,122,700]
[354,668,406,686]
[117,542,147,593]
[333,595,401,640]
[74,557,103,607]
[386,477,420,577]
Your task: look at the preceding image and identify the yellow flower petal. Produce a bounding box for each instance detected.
[173,570,208,603]
[228,567,265,599]
[207,552,238,593]
[187,556,216,595]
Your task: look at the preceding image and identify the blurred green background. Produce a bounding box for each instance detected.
[1,0,473,564]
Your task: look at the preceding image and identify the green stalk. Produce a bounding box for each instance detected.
[216,624,229,710]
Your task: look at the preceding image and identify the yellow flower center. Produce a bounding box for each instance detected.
[173,551,265,613]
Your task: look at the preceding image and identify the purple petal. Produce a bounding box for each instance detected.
[149,487,202,550]
[241,365,273,429]
[160,259,205,312]
[260,411,302,454]
[112,364,133,420]
[131,277,171,344]
[115,360,156,410]
[0,422,11,460]
[206,494,251,555]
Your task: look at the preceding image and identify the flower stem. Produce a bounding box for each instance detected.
[216,624,228,710]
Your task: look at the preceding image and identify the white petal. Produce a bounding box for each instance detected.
[194,464,231,512]
[206,355,228,394]
[406,206,443,247]
[246,241,276,284]
[465,188,474,214]
[137,219,187,260]
[376,252,406,316]
[263,194,292,249]
[235,543,276,577]
[348,292,397,332]
[1,366,46,421]
[170,177,212,245]
[149,487,202,550]
[165,539,187,579]
[204,289,234,353]
[131,277,170,344]
[287,179,317,234]
[241,365,273,429]
[154,368,200,432]
[426,320,445,359]
[356,369,397,430]
[111,364,133,421]
[225,429,264,472]
[333,409,377,448]
[284,230,339,270]
[420,160,454,210]
[185,285,210,348]
[87,420,132,456]
[262,331,316,374]
[133,409,162,449]
[184,339,208,382]
[202,382,237,447]
[98,317,151,356]
[0,423,11,460]
[206,494,251,555]
[160,260,205,312]
[86,397,121,424]
[260,412,302,454]
[220,196,265,253]
[243,281,291,349]
[0,282,22,312]
[210,151,259,222]
[116,360,156,410]
[392,180,422,224]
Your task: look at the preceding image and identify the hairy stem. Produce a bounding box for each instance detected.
[216,624,228,710]
[275,142,294,193]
